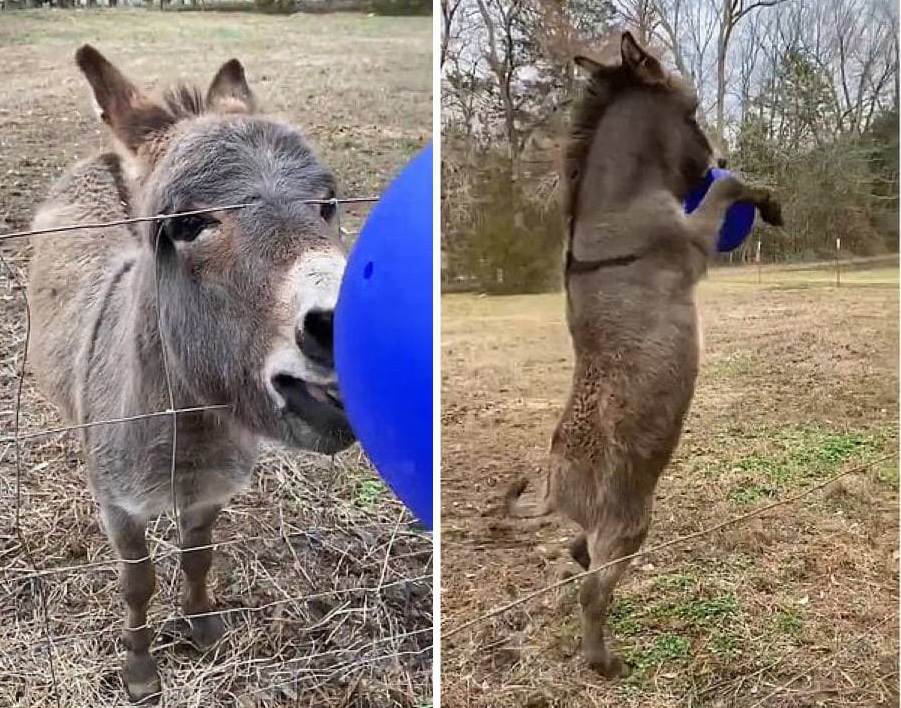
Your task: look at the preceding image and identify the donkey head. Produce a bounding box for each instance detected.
[568,32,715,218]
[76,46,354,454]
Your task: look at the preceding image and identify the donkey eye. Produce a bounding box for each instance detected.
[319,198,336,222]
[165,214,219,242]
[685,102,701,123]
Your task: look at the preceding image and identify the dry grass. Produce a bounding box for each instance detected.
[441,263,899,707]
[0,9,432,707]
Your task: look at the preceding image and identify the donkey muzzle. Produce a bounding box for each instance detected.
[271,374,355,452]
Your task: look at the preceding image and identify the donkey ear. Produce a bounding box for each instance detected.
[75,45,136,126]
[620,31,664,82]
[76,45,173,152]
[574,55,603,74]
[207,59,256,113]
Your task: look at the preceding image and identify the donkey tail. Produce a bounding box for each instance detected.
[504,478,553,518]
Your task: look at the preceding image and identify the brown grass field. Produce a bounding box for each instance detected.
[0,9,432,707]
[441,264,899,707]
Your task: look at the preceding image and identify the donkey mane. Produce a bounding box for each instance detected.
[110,83,207,152]
[162,84,206,119]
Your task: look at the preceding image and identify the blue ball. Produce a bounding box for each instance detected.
[334,144,433,529]
[683,167,756,252]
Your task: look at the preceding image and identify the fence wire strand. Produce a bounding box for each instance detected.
[0,404,232,445]
[6,571,433,655]
[0,197,379,243]
[443,452,897,641]
[0,251,62,708]
[747,612,897,707]
[4,521,429,582]
[0,192,437,704]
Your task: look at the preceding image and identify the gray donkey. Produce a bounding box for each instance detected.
[27,46,355,702]
[506,32,782,677]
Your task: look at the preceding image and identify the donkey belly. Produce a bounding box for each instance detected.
[552,319,700,527]
[86,422,259,521]
[695,303,704,362]
[121,469,251,521]
[91,457,256,522]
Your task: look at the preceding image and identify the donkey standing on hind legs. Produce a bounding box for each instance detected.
[27,46,356,703]
[505,32,783,678]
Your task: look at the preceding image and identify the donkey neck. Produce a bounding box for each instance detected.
[570,144,676,264]
[76,249,256,480]
[577,141,675,215]
[105,251,194,414]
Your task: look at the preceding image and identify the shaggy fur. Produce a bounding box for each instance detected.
[507,32,783,678]
[27,46,351,702]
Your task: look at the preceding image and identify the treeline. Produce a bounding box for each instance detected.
[442,0,898,293]
[2,0,431,15]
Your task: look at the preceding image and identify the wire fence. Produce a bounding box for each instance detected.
[5,196,895,703]
[441,252,899,295]
[439,452,897,706]
[0,195,434,706]
[746,611,897,708]
[441,453,896,641]
[708,252,899,288]
[439,244,898,698]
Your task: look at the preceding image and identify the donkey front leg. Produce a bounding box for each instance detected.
[687,176,784,252]
[179,504,225,650]
[579,512,649,678]
[103,505,160,704]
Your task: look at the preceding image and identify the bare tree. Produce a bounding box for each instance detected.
[474,0,525,164]
[652,0,690,77]
[611,0,661,46]
[442,0,464,68]
[442,0,899,289]
[713,0,788,148]
[734,9,764,123]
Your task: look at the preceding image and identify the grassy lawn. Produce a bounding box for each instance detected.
[441,264,898,707]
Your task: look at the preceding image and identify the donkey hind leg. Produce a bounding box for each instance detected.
[103,505,160,704]
[568,532,590,570]
[179,504,225,650]
[579,515,649,678]
[504,476,554,519]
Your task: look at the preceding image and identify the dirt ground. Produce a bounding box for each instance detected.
[441,265,899,707]
[0,9,432,707]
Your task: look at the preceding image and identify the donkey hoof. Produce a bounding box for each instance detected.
[587,652,630,679]
[568,534,590,570]
[123,653,161,704]
[759,198,783,227]
[189,613,225,650]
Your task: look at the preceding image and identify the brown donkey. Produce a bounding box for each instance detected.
[506,32,782,677]
[27,47,355,702]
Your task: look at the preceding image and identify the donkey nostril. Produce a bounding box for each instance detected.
[297,308,334,368]
[304,309,334,353]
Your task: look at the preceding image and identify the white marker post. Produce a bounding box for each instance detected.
[836,236,841,287]
[756,237,762,284]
